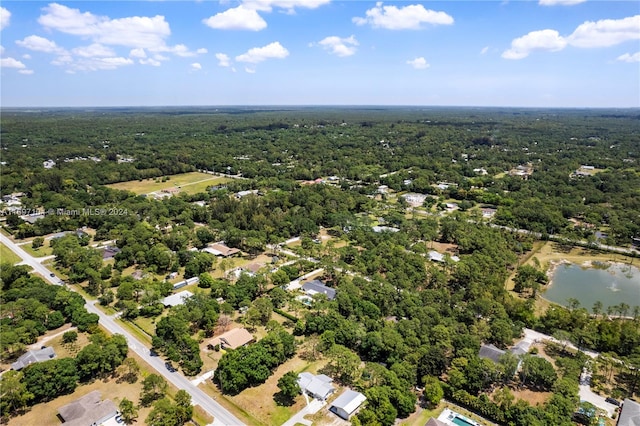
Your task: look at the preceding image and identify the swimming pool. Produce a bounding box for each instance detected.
[451,416,479,426]
[437,408,482,426]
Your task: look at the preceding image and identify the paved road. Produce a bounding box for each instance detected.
[1,233,245,426]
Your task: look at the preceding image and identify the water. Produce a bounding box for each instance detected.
[543,262,640,313]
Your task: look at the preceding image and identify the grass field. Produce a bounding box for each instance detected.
[107,172,230,195]
[1,243,21,264]
[20,241,54,258]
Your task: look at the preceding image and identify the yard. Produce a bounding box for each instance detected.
[106,172,230,195]
[1,242,21,264]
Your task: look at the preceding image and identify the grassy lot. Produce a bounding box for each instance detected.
[20,241,54,257]
[107,172,230,195]
[1,242,21,264]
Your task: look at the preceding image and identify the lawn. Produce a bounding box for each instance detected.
[1,242,21,264]
[107,172,230,195]
[20,241,54,258]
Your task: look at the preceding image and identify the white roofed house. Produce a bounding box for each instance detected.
[161,290,193,307]
[297,372,335,401]
[11,347,56,370]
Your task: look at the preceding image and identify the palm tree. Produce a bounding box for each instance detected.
[592,301,603,319]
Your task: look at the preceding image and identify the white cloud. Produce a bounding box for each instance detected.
[236,41,289,63]
[72,43,115,58]
[191,62,202,70]
[502,29,567,59]
[203,5,267,31]
[73,56,134,71]
[0,6,10,30]
[1,57,25,69]
[140,58,161,67]
[317,35,358,57]
[616,52,640,62]
[19,69,34,75]
[16,35,67,54]
[197,48,208,54]
[245,66,256,73]
[130,48,146,58]
[406,57,430,69]
[169,44,202,57]
[243,0,331,12]
[480,46,489,55]
[502,15,640,60]
[567,15,640,48]
[22,54,31,59]
[353,2,454,30]
[216,53,231,67]
[539,0,586,5]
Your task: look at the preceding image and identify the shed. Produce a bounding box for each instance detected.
[330,389,367,419]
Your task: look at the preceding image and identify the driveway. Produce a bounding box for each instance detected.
[281,396,326,426]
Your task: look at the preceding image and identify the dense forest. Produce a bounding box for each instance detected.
[1,107,639,426]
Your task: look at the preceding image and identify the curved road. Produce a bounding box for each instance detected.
[0,233,245,426]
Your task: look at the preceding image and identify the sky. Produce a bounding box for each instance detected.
[0,1,638,107]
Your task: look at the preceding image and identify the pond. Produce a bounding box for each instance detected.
[542,262,640,314]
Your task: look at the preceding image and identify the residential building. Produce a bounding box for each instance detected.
[11,347,56,370]
[617,399,640,426]
[330,389,367,419]
[301,280,336,301]
[425,418,448,426]
[203,242,241,257]
[401,193,427,207]
[161,290,193,307]
[101,246,121,260]
[428,251,460,263]
[372,225,400,233]
[58,391,118,426]
[297,372,335,401]
[478,344,506,364]
[210,328,254,350]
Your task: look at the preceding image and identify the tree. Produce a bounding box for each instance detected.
[0,370,34,417]
[32,237,44,250]
[62,330,78,345]
[146,398,182,426]
[422,376,444,407]
[118,397,138,425]
[119,357,140,383]
[326,344,361,385]
[520,356,557,391]
[275,371,300,406]
[140,374,168,406]
[174,390,193,424]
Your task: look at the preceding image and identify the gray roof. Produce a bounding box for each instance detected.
[618,399,640,426]
[479,344,506,363]
[11,347,56,370]
[297,372,335,400]
[301,280,336,301]
[161,290,193,307]
[425,419,448,426]
[330,389,367,418]
[58,390,118,426]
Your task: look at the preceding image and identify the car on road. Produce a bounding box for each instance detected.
[50,273,55,277]
[165,361,176,372]
[605,397,620,406]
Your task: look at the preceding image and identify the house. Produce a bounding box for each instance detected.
[58,391,118,426]
[478,344,506,364]
[301,280,336,301]
[235,190,258,198]
[617,399,640,426]
[330,389,367,419]
[204,242,241,257]
[401,193,427,207]
[210,328,254,350]
[101,245,121,260]
[11,347,56,370]
[20,213,46,224]
[425,418,448,426]
[43,159,56,169]
[428,251,460,263]
[297,372,335,400]
[161,290,193,307]
[372,226,400,233]
[481,208,497,219]
[232,262,264,278]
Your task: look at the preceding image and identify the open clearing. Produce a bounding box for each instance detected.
[1,242,21,264]
[107,172,230,195]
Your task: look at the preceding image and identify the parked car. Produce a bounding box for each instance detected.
[165,361,176,372]
[605,397,620,406]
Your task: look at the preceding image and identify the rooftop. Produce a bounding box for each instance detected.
[211,328,254,350]
[301,280,336,301]
[618,399,640,426]
[11,347,56,370]
[161,290,193,307]
[58,390,118,426]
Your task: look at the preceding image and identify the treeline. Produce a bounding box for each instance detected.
[0,264,99,361]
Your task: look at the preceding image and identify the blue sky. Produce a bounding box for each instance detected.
[1,1,638,107]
